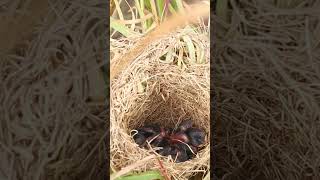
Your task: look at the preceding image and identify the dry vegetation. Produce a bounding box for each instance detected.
[110,0,210,180]
[4,0,319,179]
[110,28,210,180]
[1,0,108,179]
[214,0,320,179]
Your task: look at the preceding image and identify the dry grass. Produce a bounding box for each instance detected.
[0,0,108,179]
[110,1,210,179]
[110,2,210,80]
[110,27,210,180]
[214,0,320,179]
[7,0,320,179]
[0,0,49,53]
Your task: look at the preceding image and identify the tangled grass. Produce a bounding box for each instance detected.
[214,0,320,179]
[0,0,108,179]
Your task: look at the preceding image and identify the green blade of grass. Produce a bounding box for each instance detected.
[143,0,152,10]
[149,0,159,24]
[110,17,137,37]
[156,0,165,20]
[142,0,154,28]
[136,0,148,32]
[114,170,164,180]
[174,0,184,13]
[168,4,176,14]
[170,0,178,10]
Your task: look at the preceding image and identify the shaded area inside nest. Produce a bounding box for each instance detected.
[124,81,209,162]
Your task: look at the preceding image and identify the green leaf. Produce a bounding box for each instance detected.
[142,0,156,28]
[174,0,184,13]
[143,0,152,11]
[170,0,178,10]
[115,170,164,180]
[136,0,148,31]
[110,17,137,37]
[156,0,165,19]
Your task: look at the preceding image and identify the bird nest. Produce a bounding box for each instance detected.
[110,28,210,179]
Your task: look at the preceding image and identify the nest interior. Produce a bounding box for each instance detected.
[111,30,210,179]
[126,78,209,134]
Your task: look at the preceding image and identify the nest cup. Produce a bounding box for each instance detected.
[111,29,210,179]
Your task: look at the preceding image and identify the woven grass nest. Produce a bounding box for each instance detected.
[110,27,210,179]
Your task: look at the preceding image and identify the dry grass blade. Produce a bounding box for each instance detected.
[110,0,116,15]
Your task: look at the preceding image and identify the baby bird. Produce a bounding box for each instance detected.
[157,143,173,156]
[177,119,193,132]
[133,125,159,147]
[186,128,205,147]
[133,133,147,147]
[178,142,198,158]
[173,143,190,163]
[168,120,193,143]
[149,127,168,147]
[132,120,206,163]
[169,131,190,144]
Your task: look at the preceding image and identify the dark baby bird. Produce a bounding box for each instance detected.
[178,119,193,132]
[158,143,189,163]
[186,128,205,147]
[132,119,206,163]
[133,125,159,147]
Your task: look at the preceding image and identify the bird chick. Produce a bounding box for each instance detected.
[133,125,159,147]
[157,143,173,156]
[186,128,205,147]
[174,143,190,163]
[177,119,193,132]
[148,127,168,146]
[178,142,198,158]
[132,123,205,163]
[169,131,190,144]
[137,125,160,137]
